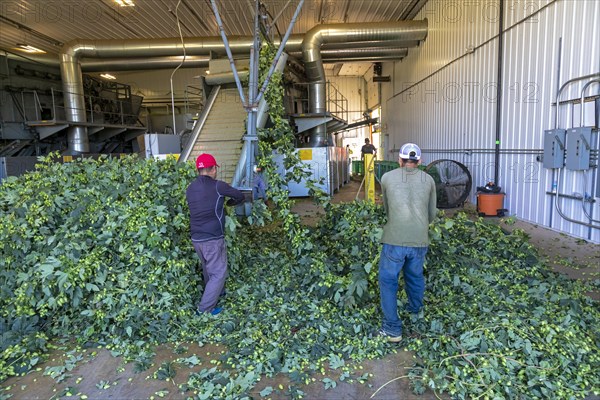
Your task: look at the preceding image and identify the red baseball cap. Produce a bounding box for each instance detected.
[195,153,219,169]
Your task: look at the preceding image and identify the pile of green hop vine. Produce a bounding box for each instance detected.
[0,154,598,399]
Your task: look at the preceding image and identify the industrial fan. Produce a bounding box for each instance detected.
[425,159,472,209]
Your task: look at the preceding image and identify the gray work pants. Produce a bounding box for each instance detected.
[192,238,227,312]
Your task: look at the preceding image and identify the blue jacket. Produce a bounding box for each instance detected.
[186,175,244,242]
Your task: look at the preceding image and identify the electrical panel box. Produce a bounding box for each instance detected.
[543,129,566,169]
[565,127,592,170]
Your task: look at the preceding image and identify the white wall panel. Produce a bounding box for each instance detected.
[384,0,600,242]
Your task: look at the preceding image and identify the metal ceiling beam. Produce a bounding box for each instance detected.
[399,0,429,20]
[95,0,142,37]
[182,0,212,33]
[0,15,63,47]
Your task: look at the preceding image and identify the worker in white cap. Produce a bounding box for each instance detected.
[377,143,437,342]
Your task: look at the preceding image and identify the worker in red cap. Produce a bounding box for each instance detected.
[186,153,244,315]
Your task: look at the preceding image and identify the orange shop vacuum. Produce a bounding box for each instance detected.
[476,182,508,217]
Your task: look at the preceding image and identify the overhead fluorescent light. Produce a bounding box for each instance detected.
[115,0,134,6]
[100,73,116,80]
[16,44,46,53]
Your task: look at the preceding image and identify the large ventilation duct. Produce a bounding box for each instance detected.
[322,39,420,50]
[60,52,88,153]
[289,47,409,63]
[2,51,210,71]
[60,37,262,153]
[81,56,210,72]
[5,37,416,67]
[59,21,427,153]
[301,20,428,146]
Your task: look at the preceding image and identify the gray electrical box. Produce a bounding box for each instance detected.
[566,127,592,170]
[543,129,566,168]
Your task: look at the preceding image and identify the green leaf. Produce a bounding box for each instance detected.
[322,378,337,389]
[328,354,345,370]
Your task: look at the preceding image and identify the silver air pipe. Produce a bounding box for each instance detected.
[301,21,428,146]
[323,39,420,50]
[60,51,88,153]
[60,37,264,153]
[2,51,210,71]
[81,56,210,71]
[59,22,427,153]
[70,47,410,76]
[321,56,407,63]
[5,37,414,67]
[289,47,409,62]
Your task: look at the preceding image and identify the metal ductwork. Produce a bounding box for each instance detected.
[60,51,88,153]
[323,39,420,50]
[81,56,210,72]
[301,20,428,146]
[59,37,262,153]
[2,51,210,71]
[289,47,409,63]
[59,21,427,153]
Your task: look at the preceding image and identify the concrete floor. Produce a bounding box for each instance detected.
[2,177,598,400]
[1,344,439,400]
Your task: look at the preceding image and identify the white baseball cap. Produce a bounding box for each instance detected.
[399,143,421,160]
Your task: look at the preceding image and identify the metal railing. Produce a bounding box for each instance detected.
[287,81,349,123]
[19,89,51,122]
[184,85,204,115]
[17,88,141,126]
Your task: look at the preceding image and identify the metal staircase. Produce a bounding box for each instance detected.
[181,86,246,183]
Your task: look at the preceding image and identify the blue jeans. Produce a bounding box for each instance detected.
[379,243,428,336]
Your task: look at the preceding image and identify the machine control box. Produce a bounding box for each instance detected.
[565,127,592,170]
[543,129,566,169]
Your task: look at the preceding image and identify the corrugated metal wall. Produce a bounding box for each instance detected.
[383,0,600,242]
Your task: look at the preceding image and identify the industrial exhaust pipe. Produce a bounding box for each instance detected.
[58,21,427,154]
[59,36,260,153]
[301,20,428,146]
